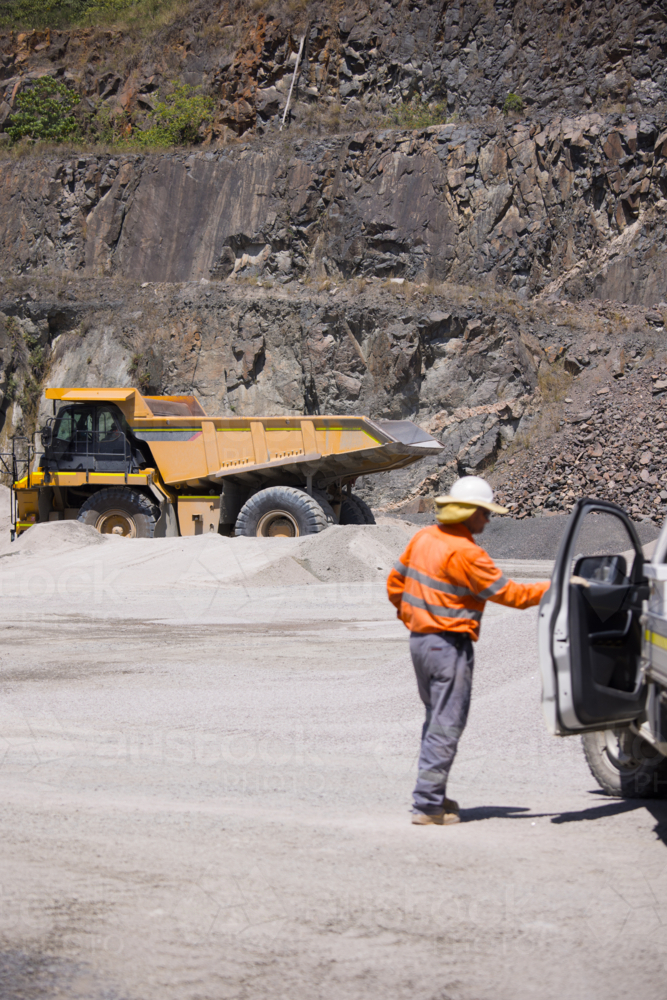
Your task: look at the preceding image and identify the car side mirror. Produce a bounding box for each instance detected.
[573,554,628,585]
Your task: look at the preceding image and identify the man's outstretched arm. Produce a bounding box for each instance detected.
[466,549,549,608]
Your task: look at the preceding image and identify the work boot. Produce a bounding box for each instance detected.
[411,799,460,826]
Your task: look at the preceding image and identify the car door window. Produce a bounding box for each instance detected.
[570,510,637,580]
[550,503,647,734]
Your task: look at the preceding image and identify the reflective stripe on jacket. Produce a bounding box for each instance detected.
[386,523,549,640]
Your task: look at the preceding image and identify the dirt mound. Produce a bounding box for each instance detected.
[294,523,414,583]
[233,521,419,587]
[7,519,111,555]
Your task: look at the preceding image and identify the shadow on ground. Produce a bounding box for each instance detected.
[0,949,128,1000]
[461,796,667,846]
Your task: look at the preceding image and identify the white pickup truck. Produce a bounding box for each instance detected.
[539,498,667,797]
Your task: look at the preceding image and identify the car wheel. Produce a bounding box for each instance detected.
[582,729,667,798]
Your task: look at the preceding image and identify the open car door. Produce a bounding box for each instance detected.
[538,498,649,736]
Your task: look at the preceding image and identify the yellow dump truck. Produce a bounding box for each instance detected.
[9,387,443,538]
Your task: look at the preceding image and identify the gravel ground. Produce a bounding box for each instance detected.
[383,511,661,559]
[0,525,665,1000]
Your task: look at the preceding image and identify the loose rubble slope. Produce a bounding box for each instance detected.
[491,358,667,523]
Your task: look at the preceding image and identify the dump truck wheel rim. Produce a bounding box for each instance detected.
[256,510,300,538]
[95,509,137,537]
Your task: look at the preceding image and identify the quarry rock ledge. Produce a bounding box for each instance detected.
[2,113,667,302]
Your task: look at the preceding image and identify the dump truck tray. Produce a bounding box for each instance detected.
[43,389,443,487]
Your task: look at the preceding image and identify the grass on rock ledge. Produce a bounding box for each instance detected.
[0,0,181,29]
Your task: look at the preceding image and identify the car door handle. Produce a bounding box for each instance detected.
[588,611,633,640]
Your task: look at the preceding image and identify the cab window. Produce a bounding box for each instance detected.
[97,407,122,441]
[54,406,93,444]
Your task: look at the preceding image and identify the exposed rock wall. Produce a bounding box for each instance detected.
[0,278,537,478]
[3,113,667,303]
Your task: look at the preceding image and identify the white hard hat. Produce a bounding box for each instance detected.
[435,475,508,514]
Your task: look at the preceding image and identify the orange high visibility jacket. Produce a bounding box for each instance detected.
[386,523,549,641]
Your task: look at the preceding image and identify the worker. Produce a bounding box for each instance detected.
[386,475,550,826]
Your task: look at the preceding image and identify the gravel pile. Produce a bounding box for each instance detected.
[0,518,420,587]
[493,366,667,522]
[217,520,419,588]
[0,518,118,558]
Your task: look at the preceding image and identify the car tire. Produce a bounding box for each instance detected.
[340,493,376,525]
[77,487,159,538]
[582,729,667,798]
[235,486,331,537]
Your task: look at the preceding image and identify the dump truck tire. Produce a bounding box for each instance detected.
[235,486,330,538]
[313,490,336,525]
[77,487,159,538]
[582,730,667,798]
[350,494,375,524]
[340,494,376,525]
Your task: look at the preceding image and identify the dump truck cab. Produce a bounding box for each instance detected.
[8,387,443,540]
[41,402,146,474]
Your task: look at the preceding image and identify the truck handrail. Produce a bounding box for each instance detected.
[0,437,34,539]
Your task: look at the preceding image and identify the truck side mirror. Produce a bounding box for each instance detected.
[40,425,52,448]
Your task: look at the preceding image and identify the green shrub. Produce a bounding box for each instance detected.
[28,347,46,380]
[128,353,151,392]
[6,77,81,143]
[0,0,165,28]
[0,0,89,28]
[503,92,524,115]
[87,102,133,145]
[134,84,215,147]
[385,98,450,130]
[19,374,42,417]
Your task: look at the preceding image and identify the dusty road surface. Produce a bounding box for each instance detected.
[0,521,665,1000]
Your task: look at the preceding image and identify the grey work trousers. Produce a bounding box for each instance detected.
[410,630,474,815]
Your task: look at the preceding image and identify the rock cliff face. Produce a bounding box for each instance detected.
[3,113,667,303]
[1,1,667,513]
